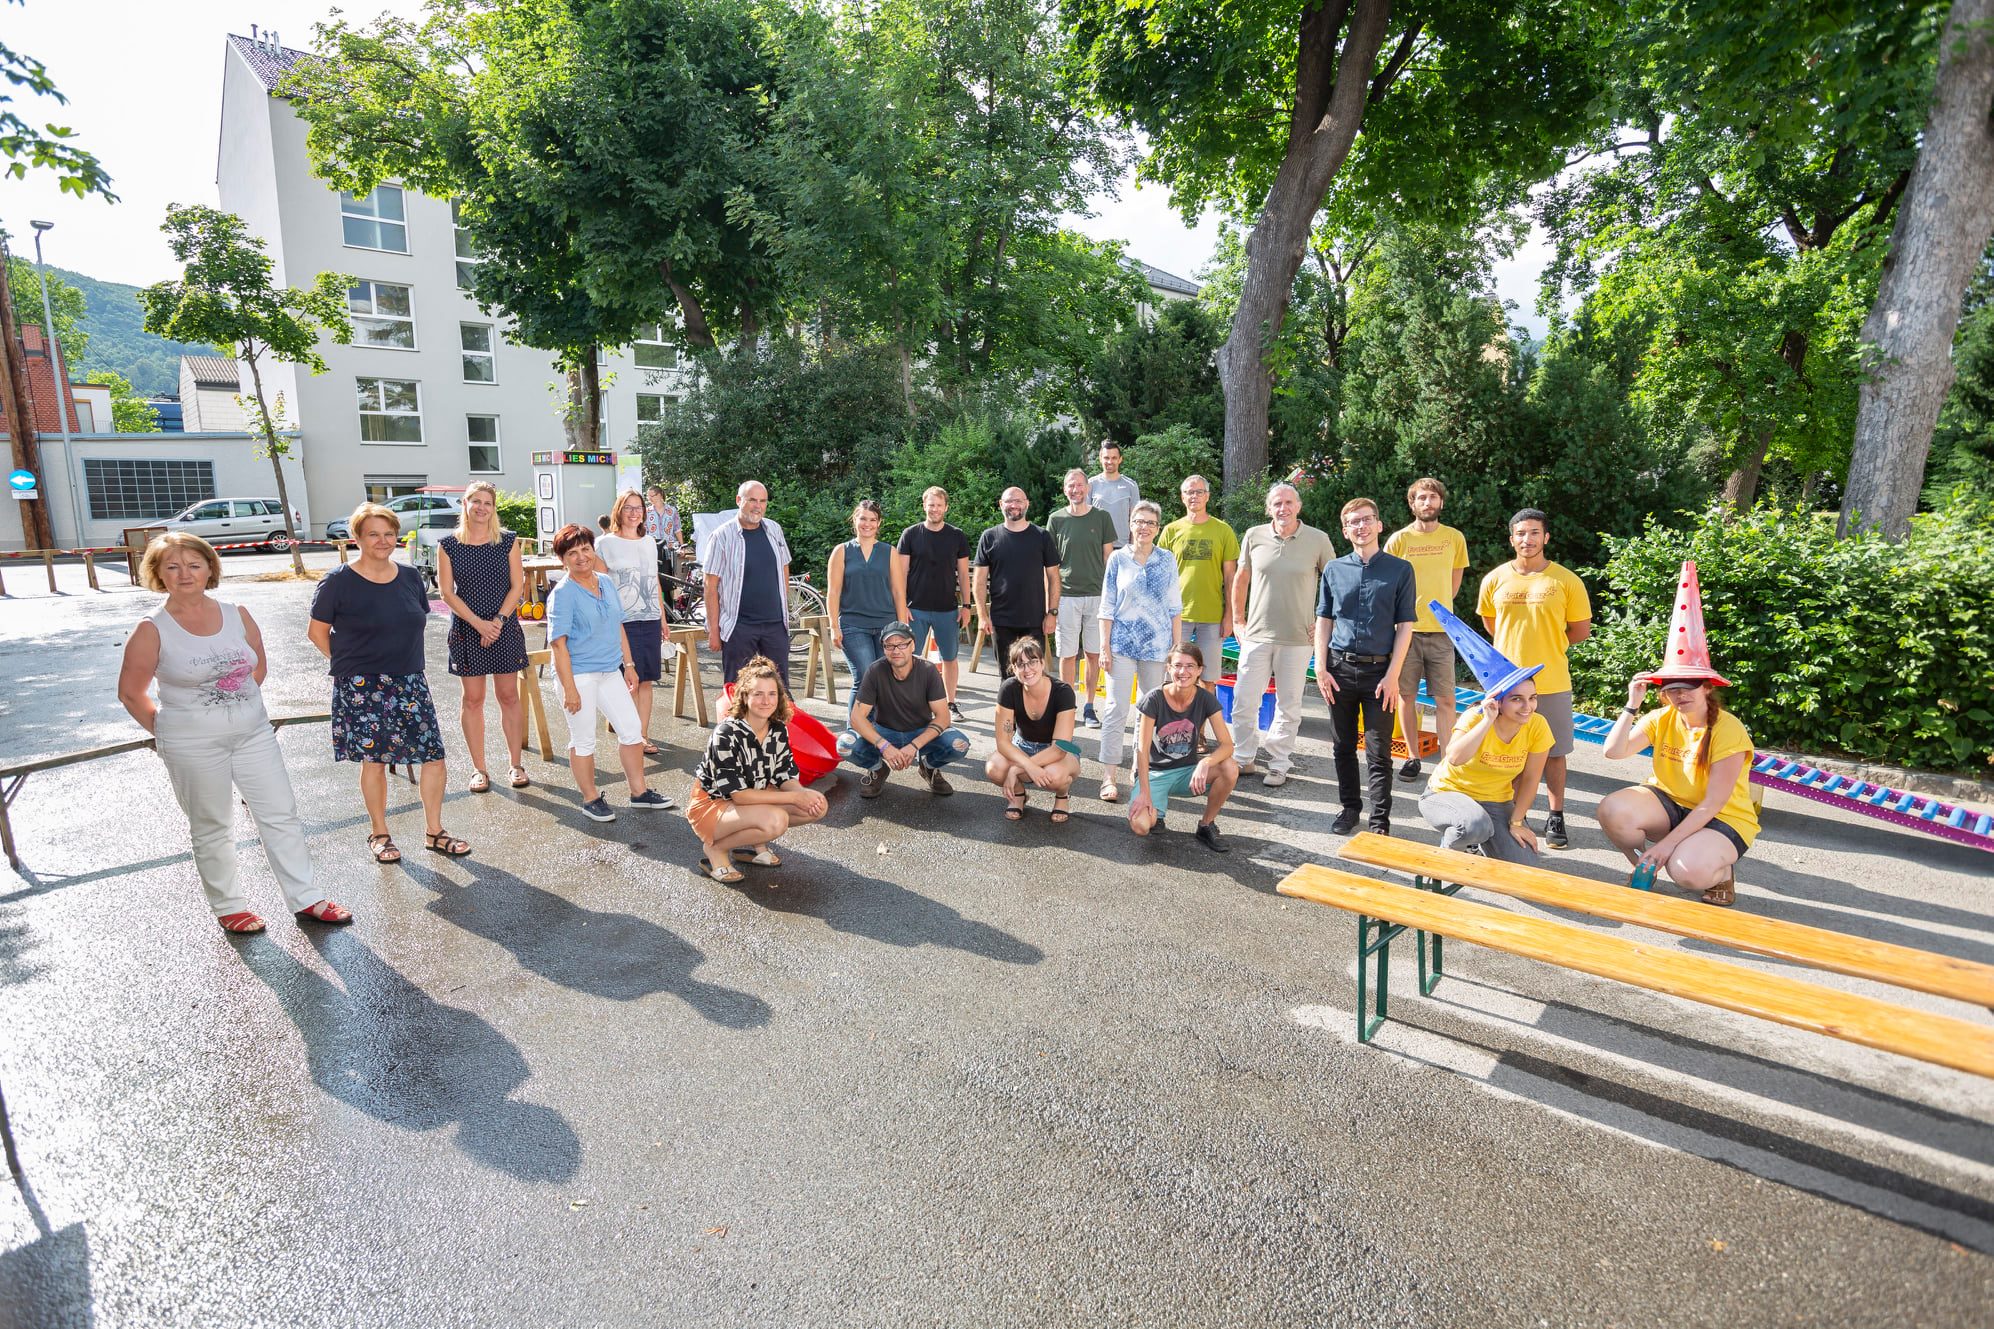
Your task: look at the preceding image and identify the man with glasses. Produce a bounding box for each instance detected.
[837,621,972,799]
[1312,497,1417,836]
[1477,508,1592,848]
[1228,482,1336,787]
[1158,474,1239,685]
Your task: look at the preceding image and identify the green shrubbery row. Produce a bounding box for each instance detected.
[1572,496,1994,775]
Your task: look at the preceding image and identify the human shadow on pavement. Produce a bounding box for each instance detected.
[723,849,1044,965]
[401,859,772,1029]
[0,1156,92,1329]
[239,931,582,1184]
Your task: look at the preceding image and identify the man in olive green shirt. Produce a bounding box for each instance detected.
[1227,482,1336,786]
[1158,473,1239,684]
[1046,468,1119,726]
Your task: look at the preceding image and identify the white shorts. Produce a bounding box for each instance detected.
[564,670,646,758]
[1057,595,1103,657]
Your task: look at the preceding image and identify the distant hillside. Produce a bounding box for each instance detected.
[48,265,223,396]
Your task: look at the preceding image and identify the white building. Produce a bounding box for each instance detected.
[178,355,251,432]
[217,30,689,534]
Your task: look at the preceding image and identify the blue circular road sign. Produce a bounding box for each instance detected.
[8,470,36,492]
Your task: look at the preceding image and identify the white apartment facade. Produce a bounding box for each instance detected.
[218,31,689,535]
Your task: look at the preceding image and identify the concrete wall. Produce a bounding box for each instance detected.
[27,431,309,551]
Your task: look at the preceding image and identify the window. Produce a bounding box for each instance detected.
[83,459,215,520]
[451,201,480,290]
[364,476,427,505]
[186,500,230,522]
[633,323,678,372]
[348,281,416,350]
[341,185,408,253]
[231,500,262,517]
[356,378,423,443]
[468,415,500,473]
[74,401,96,432]
[635,392,682,423]
[461,323,496,382]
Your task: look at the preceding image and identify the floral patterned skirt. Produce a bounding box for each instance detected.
[330,673,446,765]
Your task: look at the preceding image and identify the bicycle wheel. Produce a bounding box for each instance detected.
[788,577,828,623]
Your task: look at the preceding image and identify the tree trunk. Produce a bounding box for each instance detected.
[1724,329,1808,509]
[1840,0,1994,539]
[563,353,601,452]
[243,350,305,574]
[661,261,715,349]
[0,248,53,549]
[1219,0,1393,493]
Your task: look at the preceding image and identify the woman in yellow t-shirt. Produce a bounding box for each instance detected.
[1418,677,1553,863]
[1599,676,1758,906]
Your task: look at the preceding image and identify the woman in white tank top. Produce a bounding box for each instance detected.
[116,533,350,933]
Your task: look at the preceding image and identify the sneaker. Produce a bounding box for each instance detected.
[580,796,616,823]
[949,699,967,721]
[1262,768,1289,788]
[860,765,889,799]
[1083,703,1102,729]
[1368,820,1391,838]
[1330,807,1360,836]
[629,789,674,811]
[1194,821,1230,854]
[1396,759,1422,784]
[920,765,955,797]
[1545,811,1569,849]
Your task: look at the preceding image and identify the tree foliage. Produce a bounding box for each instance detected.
[0,1,113,199]
[1080,300,1224,448]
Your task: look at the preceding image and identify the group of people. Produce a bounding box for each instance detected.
[118,452,1760,933]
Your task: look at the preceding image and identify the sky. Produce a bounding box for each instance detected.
[4,0,1550,336]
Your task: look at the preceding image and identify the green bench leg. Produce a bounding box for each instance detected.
[1414,874,1461,997]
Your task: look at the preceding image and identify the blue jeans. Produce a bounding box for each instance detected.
[838,724,969,772]
[839,621,884,682]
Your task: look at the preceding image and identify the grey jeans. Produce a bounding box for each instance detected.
[1418,790,1537,864]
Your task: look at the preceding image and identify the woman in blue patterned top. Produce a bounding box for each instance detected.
[1096,500,1182,802]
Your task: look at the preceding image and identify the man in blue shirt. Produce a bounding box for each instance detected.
[1312,497,1417,836]
[703,479,793,686]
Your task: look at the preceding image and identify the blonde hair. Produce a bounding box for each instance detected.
[611,487,647,536]
[139,530,221,591]
[726,657,796,723]
[347,501,399,540]
[455,481,501,541]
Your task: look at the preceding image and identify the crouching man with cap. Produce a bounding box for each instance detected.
[837,621,972,798]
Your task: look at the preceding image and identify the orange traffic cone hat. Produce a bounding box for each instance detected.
[1641,559,1732,687]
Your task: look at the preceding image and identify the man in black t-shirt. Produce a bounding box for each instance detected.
[972,487,1062,682]
[892,485,972,719]
[837,622,973,799]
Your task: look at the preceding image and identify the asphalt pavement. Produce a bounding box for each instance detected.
[1,565,1990,1327]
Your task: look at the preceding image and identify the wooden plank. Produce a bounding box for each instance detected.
[1278,865,1994,1080]
[1338,833,1994,1008]
[520,647,554,761]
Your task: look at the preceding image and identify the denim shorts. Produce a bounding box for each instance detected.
[909,608,961,662]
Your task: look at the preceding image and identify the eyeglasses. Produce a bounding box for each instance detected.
[1131,517,1159,528]
[1181,488,1208,496]
[1342,517,1377,529]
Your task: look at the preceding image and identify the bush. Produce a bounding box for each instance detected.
[495,490,538,542]
[1571,500,1994,775]
[1122,423,1221,506]
[884,408,1082,539]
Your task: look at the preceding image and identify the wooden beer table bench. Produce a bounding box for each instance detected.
[1274,863,1994,1080]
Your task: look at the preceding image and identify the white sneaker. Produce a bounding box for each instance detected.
[1262,769,1290,788]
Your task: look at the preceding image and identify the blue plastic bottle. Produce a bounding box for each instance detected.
[1628,861,1658,892]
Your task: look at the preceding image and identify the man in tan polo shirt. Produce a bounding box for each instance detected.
[1227,482,1336,787]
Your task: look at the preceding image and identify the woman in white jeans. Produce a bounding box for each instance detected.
[1097,501,1182,802]
[116,532,349,933]
[546,523,673,825]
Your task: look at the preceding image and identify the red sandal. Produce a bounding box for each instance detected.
[295,900,354,926]
[217,911,266,934]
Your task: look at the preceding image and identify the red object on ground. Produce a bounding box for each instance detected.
[723,682,841,784]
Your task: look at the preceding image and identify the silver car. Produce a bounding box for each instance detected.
[325,492,463,540]
[162,497,303,551]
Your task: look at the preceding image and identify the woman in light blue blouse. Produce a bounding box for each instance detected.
[1097,500,1182,802]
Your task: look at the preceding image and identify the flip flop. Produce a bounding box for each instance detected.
[508,765,531,788]
[468,770,492,793]
[730,846,783,867]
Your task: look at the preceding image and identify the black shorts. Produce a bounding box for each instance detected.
[623,621,663,683]
[1644,786,1750,859]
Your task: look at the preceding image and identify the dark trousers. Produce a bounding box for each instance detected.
[1328,650,1393,824]
[992,625,1048,681]
[723,621,791,687]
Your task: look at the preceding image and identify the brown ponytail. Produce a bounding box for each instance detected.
[1694,688,1723,773]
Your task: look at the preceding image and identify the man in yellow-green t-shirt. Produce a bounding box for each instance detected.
[1476,508,1592,848]
[1384,476,1470,784]
[1157,473,1240,685]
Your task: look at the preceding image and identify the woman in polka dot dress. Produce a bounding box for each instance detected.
[438,481,530,791]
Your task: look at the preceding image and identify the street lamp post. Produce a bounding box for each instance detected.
[29,221,84,548]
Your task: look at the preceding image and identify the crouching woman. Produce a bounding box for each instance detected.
[687,656,828,883]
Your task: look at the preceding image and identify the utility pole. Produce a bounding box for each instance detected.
[0,234,54,550]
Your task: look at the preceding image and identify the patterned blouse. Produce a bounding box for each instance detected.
[1100,545,1183,661]
[694,716,801,799]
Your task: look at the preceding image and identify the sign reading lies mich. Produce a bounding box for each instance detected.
[530,451,618,466]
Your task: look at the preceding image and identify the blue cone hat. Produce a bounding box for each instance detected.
[1428,600,1542,700]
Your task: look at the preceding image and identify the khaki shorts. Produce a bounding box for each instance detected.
[1535,689,1575,758]
[1057,595,1102,657]
[1401,631,1458,707]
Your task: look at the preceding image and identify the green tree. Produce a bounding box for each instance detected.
[1925,257,1994,505]
[1065,0,1610,494]
[7,257,160,431]
[100,369,157,433]
[138,206,352,572]
[1081,300,1224,448]
[0,0,113,198]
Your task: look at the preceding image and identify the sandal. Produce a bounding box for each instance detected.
[217,911,266,934]
[508,765,531,789]
[1049,796,1071,824]
[468,770,492,793]
[1004,789,1028,821]
[730,846,783,867]
[699,855,745,884]
[295,899,354,926]
[642,742,661,757]
[425,829,472,857]
[1099,782,1120,804]
[1701,877,1736,908]
[366,833,401,864]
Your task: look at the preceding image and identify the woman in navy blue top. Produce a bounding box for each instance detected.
[308,502,469,862]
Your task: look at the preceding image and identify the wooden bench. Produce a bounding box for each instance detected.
[1337,833,1994,1009]
[1275,865,1994,1079]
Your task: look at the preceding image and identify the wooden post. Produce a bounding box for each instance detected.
[336,539,350,564]
[0,560,8,597]
[83,550,98,590]
[42,550,55,593]
[520,647,555,761]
